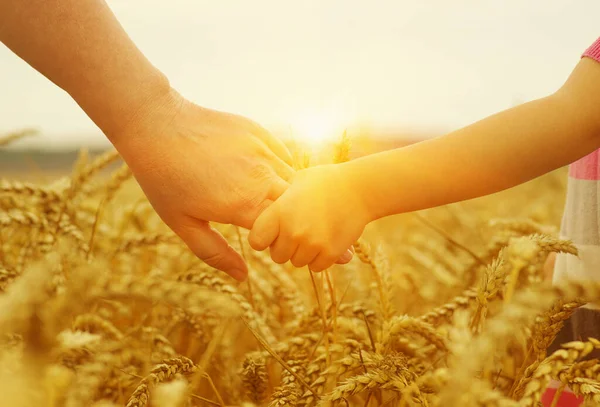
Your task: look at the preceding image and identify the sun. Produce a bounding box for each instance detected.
[288,109,349,146]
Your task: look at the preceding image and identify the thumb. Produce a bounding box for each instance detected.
[177,221,248,281]
[235,176,288,229]
[248,203,280,251]
[268,176,290,200]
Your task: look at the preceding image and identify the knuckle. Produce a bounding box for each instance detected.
[308,238,328,252]
[323,248,337,258]
[289,229,309,243]
[232,190,258,210]
[249,163,273,181]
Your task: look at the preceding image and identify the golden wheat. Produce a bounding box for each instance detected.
[3,134,600,406]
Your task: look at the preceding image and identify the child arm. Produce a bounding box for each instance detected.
[350,57,600,220]
[249,57,600,272]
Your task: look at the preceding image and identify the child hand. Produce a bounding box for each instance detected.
[248,164,371,272]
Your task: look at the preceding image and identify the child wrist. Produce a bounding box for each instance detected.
[341,161,379,223]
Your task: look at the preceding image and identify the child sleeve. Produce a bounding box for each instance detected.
[583,37,600,62]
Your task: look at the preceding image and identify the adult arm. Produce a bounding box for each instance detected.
[0,0,299,280]
[0,0,171,138]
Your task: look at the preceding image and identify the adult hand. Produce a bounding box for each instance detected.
[0,0,353,281]
[112,88,294,281]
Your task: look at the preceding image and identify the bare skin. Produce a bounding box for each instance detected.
[544,253,557,282]
[249,58,600,272]
[0,0,355,280]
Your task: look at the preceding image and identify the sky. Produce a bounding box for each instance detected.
[0,0,599,149]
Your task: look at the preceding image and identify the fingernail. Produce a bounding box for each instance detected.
[339,249,353,263]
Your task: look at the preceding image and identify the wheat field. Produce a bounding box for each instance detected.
[2,131,600,407]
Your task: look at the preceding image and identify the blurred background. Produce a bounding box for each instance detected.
[1,0,599,171]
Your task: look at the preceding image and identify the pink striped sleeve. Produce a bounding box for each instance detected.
[569,38,600,181]
[583,37,600,62]
[570,150,600,180]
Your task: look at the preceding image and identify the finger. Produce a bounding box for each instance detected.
[335,245,355,264]
[269,235,298,265]
[266,151,295,182]
[234,197,274,230]
[235,177,288,229]
[177,221,247,281]
[248,203,280,251]
[309,251,339,273]
[251,123,293,165]
[268,177,290,201]
[335,248,354,264]
[290,245,319,268]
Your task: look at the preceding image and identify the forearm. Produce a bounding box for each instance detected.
[0,0,171,139]
[349,89,600,220]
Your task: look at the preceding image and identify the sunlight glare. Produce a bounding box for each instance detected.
[289,109,349,146]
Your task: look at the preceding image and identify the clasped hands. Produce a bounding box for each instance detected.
[114,89,362,281]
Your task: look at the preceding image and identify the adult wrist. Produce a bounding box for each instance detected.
[70,67,177,145]
[101,73,182,147]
